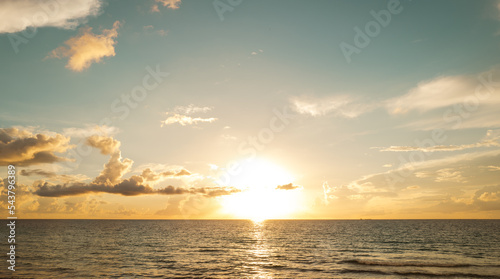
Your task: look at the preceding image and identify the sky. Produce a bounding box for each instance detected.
[0,0,500,219]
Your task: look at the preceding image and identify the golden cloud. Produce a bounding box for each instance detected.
[48,21,121,71]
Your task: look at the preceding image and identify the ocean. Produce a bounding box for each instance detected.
[1,219,500,278]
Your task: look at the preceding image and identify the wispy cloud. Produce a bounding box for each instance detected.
[386,69,500,115]
[375,129,500,152]
[0,0,102,34]
[415,168,467,183]
[143,25,167,36]
[173,104,213,115]
[47,21,121,71]
[20,169,89,183]
[161,105,217,126]
[290,95,375,118]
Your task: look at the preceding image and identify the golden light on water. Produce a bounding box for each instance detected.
[219,159,302,221]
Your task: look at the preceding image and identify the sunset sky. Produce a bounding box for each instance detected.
[1,0,500,219]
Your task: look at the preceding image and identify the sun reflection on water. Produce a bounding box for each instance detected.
[245,220,273,278]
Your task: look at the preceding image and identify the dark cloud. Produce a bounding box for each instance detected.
[15,132,238,199]
[36,179,157,197]
[34,179,240,198]
[0,128,72,166]
[19,168,88,183]
[193,187,241,197]
[276,183,301,190]
[20,169,55,177]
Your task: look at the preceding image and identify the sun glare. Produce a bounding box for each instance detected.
[219,159,301,221]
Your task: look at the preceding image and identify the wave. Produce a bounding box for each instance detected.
[340,268,500,278]
[197,248,224,253]
[340,259,478,268]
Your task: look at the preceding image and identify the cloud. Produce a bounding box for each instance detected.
[88,139,133,186]
[143,25,167,36]
[429,185,500,212]
[375,129,500,152]
[34,178,240,198]
[387,75,476,114]
[85,135,121,155]
[484,165,500,171]
[139,168,191,182]
[47,20,121,71]
[0,0,102,34]
[92,152,133,185]
[320,149,500,216]
[151,5,160,12]
[386,69,500,114]
[275,183,301,190]
[478,191,499,202]
[173,105,213,115]
[250,49,264,56]
[189,187,241,197]
[19,169,89,183]
[161,114,218,126]
[416,168,467,183]
[290,95,375,118]
[383,68,500,130]
[161,105,217,126]
[35,178,155,197]
[152,0,181,12]
[0,127,73,166]
[372,149,500,190]
[31,133,238,198]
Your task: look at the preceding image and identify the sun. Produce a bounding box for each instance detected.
[218,158,302,221]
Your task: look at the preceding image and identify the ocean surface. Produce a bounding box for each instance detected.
[1,219,500,278]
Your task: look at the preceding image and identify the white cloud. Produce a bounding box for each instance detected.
[162,105,217,126]
[0,0,102,34]
[376,129,500,152]
[386,75,475,114]
[386,69,500,115]
[290,95,375,118]
[173,104,213,115]
[161,114,217,126]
